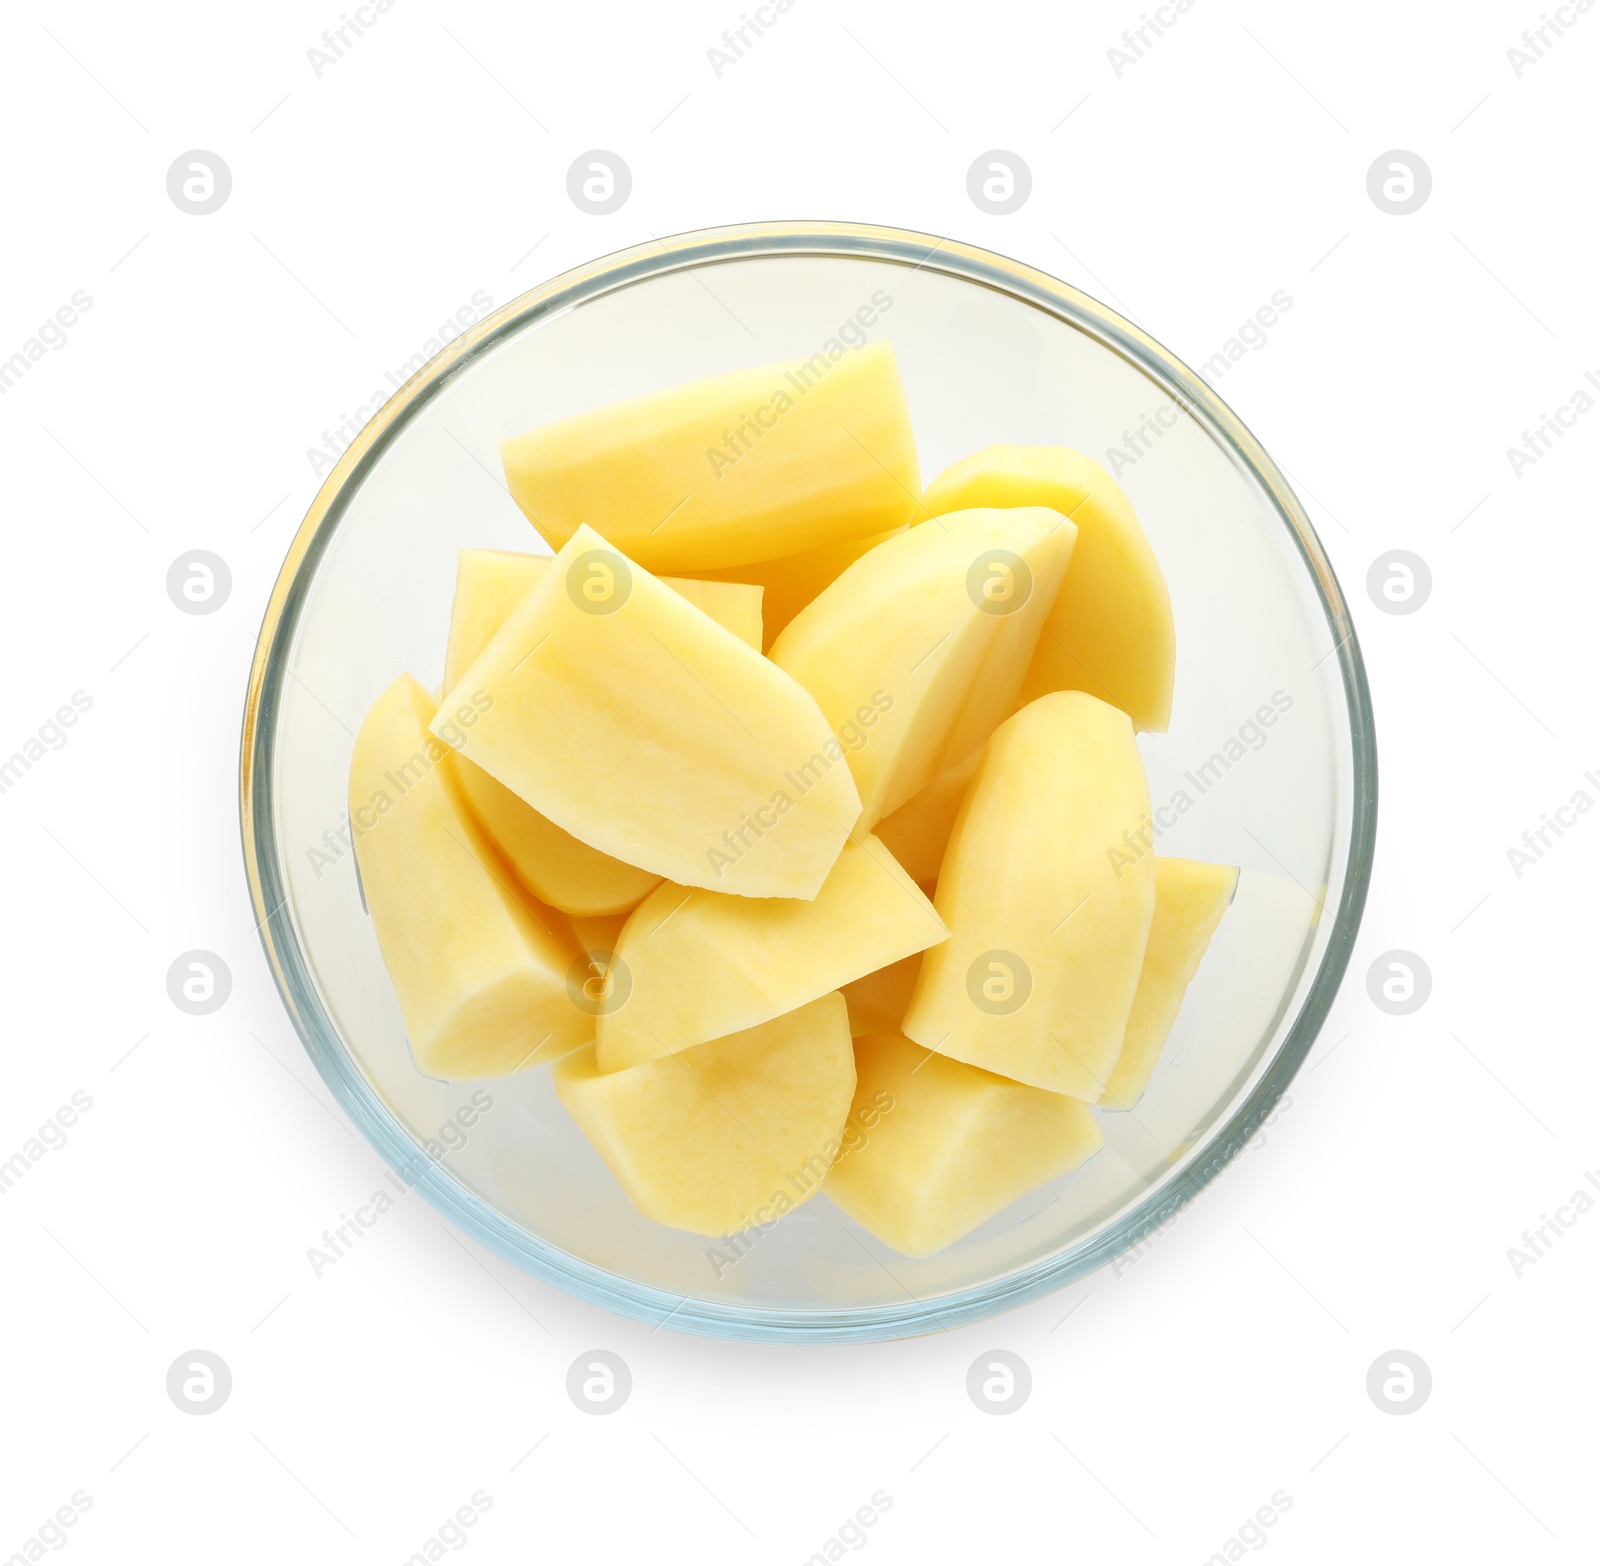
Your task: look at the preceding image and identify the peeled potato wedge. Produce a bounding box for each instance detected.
[903,691,1155,1100]
[554,993,856,1236]
[921,445,1175,732]
[824,1033,1103,1257]
[769,506,1076,830]
[435,524,861,900]
[501,341,920,572]
[1101,858,1238,1109]
[349,674,590,1078]
[438,550,764,918]
[595,836,947,1071]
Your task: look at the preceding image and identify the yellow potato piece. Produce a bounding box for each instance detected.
[695,525,907,650]
[444,550,763,685]
[903,691,1155,1100]
[596,836,947,1071]
[435,525,861,899]
[500,342,920,572]
[554,993,856,1237]
[825,1034,1103,1257]
[769,507,1076,830]
[872,745,982,886]
[922,445,1175,732]
[349,674,590,1079]
[1102,858,1237,1109]
[840,953,922,1038]
[439,551,764,918]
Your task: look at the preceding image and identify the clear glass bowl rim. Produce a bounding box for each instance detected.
[239,219,1377,1344]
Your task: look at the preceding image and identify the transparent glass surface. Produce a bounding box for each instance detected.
[241,224,1375,1342]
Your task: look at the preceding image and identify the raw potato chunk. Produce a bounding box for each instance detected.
[903,692,1156,1100]
[554,993,856,1236]
[439,551,763,917]
[444,550,763,685]
[1102,858,1238,1109]
[349,675,590,1078]
[873,745,983,886]
[825,1034,1103,1257]
[922,446,1175,731]
[596,836,947,1071]
[840,953,922,1038]
[769,508,1076,830]
[696,526,907,650]
[500,342,921,572]
[435,525,861,900]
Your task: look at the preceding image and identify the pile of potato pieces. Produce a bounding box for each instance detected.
[349,340,1236,1258]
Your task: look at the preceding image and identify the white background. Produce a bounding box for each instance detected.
[1,0,1595,1561]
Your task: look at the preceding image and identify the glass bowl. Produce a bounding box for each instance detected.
[240,221,1375,1343]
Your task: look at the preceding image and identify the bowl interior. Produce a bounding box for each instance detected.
[256,235,1362,1335]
